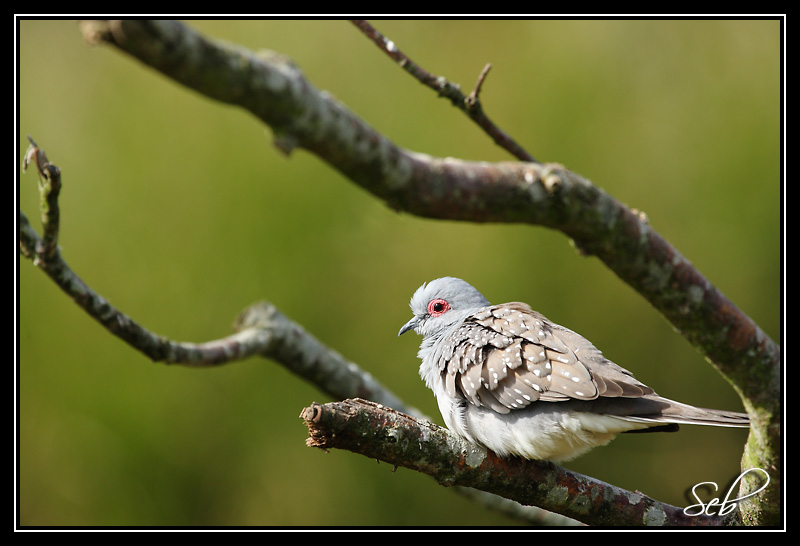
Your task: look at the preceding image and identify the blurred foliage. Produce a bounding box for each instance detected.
[18,19,780,527]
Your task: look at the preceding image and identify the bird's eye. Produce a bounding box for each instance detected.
[427,298,450,317]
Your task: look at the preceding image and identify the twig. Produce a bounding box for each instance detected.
[465,63,492,110]
[349,20,537,163]
[301,399,742,527]
[22,136,61,259]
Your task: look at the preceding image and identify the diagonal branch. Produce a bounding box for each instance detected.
[349,20,537,163]
[75,19,777,406]
[301,398,745,527]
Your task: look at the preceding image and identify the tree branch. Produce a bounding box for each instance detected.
[18,20,779,525]
[19,137,411,403]
[301,399,746,527]
[75,19,777,393]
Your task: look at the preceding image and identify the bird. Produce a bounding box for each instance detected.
[398,277,750,462]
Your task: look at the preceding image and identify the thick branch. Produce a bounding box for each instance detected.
[75,20,777,401]
[301,399,745,527]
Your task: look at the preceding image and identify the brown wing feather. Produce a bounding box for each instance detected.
[441,303,653,413]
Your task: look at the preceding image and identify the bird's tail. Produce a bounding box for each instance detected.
[622,396,750,428]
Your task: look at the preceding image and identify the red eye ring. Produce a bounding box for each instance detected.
[427,298,450,317]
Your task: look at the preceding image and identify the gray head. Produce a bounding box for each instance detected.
[398,277,491,340]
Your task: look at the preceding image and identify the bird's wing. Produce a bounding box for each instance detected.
[438,302,654,414]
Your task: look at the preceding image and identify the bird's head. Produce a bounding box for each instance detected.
[398,277,490,340]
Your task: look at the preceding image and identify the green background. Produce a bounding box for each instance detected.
[18,19,781,526]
